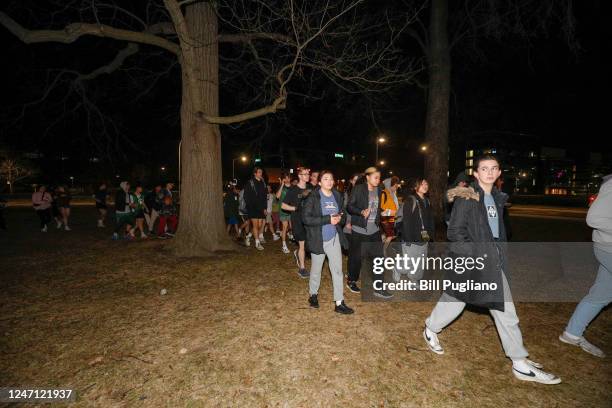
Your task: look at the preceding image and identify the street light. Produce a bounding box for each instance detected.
[379,160,386,166]
[232,155,248,180]
[69,176,74,188]
[375,135,386,163]
[161,166,166,171]
[419,144,428,153]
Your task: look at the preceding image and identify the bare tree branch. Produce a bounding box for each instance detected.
[78,43,140,81]
[0,10,181,55]
[218,32,295,45]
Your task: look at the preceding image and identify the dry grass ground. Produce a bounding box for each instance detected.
[0,208,610,407]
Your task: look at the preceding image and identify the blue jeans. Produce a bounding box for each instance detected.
[566,247,612,337]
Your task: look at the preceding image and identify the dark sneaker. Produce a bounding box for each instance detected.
[373,289,393,299]
[298,268,309,279]
[334,301,354,315]
[308,294,319,308]
[346,281,360,293]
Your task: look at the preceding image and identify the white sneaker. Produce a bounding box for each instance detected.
[512,360,561,385]
[64,225,71,231]
[245,235,251,247]
[559,331,605,358]
[288,232,294,240]
[259,234,266,243]
[141,233,148,239]
[97,220,104,228]
[256,241,264,251]
[423,327,444,355]
[282,244,290,254]
[272,233,280,241]
[56,220,62,229]
[41,225,48,232]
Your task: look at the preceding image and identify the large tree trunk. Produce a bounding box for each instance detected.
[424,0,450,239]
[170,2,235,256]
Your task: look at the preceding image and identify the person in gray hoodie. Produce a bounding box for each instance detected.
[559,174,612,358]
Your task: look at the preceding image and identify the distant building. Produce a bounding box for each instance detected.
[462,134,610,196]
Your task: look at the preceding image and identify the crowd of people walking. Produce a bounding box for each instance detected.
[11,154,611,386]
[31,181,178,240]
[225,165,437,307]
[31,185,73,232]
[223,156,611,386]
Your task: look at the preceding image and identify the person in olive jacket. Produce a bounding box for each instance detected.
[422,154,561,385]
[301,170,353,314]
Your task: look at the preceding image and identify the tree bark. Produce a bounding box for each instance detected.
[169,2,236,256]
[424,0,450,239]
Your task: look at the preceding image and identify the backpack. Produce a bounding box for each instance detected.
[238,189,247,214]
[381,190,389,205]
[393,196,418,238]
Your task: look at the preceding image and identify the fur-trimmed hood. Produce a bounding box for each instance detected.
[447,186,479,203]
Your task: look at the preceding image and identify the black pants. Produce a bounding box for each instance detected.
[36,209,51,228]
[347,231,384,285]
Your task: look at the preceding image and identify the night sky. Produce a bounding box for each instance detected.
[0,0,606,185]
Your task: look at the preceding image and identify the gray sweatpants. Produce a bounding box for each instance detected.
[425,273,529,360]
[309,234,344,302]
